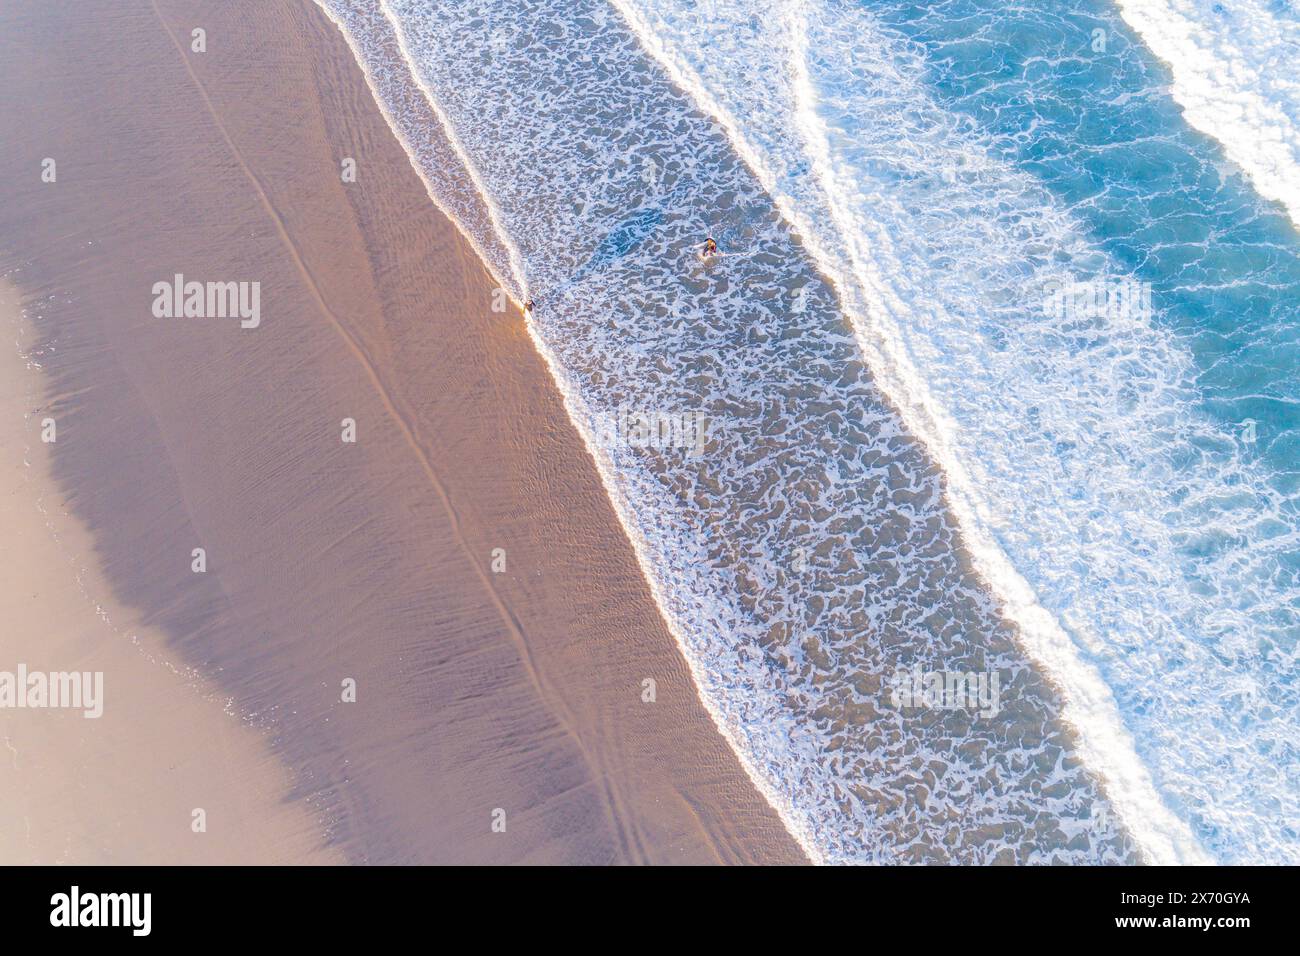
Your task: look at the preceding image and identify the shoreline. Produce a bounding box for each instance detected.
[0,0,806,864]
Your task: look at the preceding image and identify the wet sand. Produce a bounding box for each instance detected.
[0,0,806,863]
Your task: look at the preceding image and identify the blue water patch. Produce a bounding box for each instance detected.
[865,0,1300,487]
[573,206,663,281]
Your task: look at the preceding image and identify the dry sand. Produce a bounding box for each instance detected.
[0,0,806,864]
[0,279,342,864]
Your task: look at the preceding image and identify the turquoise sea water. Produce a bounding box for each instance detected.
[862,0,1300,860]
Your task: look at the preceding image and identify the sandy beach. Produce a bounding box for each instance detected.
[0,0,805,865]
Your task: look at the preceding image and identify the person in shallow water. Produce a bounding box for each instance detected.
[524,299,535,314]
[702,236,718,259]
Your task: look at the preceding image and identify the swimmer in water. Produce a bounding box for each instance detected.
[702,237,718,259]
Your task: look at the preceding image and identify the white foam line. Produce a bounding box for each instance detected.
[612,0,1211,864]
[310,0,526,301]
[312,0,823,864]
[374,0,533,297]
[1116,0,1300,229]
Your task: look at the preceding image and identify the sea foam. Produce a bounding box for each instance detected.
[1116,0,1300,228]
